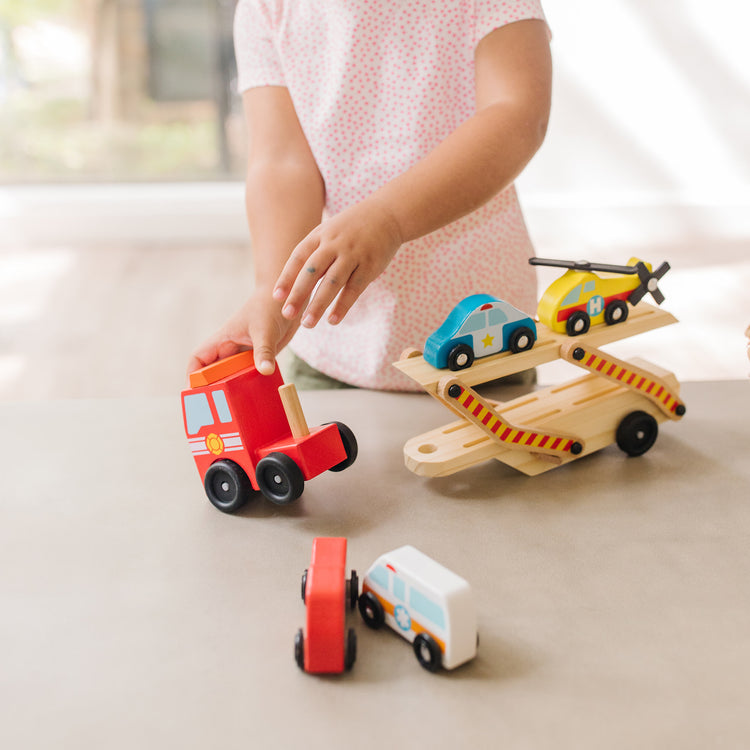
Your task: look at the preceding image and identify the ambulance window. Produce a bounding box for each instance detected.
[583,280,596,294]
[487,308,507,326]
[409,588,445,629]
[460,312,485,334]
[183,393,215,435]
[562,285,582,306]
[368,565,389,590]
[393,576,405,602]
[211,390,232,423]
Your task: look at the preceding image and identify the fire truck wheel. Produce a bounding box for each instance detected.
[256,453,305,504]
[605,299,629,326]
[344,628,357,671]
[204,460,253,514]
[413,633,442,672]
[616,410,659,457]
[328,422,358,472]
[294,629,305,670]
[566,311,591,336]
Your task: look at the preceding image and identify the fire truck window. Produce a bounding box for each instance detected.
[184,393,214,435]
[211,389,232,423]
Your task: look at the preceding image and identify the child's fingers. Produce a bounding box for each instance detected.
[273,232,320,311]
[327,281,365,325]
[299,260,357,327]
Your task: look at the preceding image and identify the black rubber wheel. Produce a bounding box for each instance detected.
[616,410,659,457]
[566,310,591,336]
[344,628,357,671]
[327,422,358,472]
[255,452,304,504]
[413,633,442,672]
[358,591,385,629]
[447,343,474,371]
[604,300,629,326]
[301,569,308,603]
[203,459,253,514]
[348,570,359,610]
[508,325,536,353]
[294,629,305,670]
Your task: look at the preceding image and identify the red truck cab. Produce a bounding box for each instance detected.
[182,351,357,512]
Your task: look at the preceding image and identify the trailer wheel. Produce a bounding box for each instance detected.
[414,633,442,672]
[616,411,658,456]
[204,459,253,514]
[327,422,358,472]
[256,453,304,504]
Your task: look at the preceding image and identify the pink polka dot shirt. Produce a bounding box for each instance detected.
[234,0,547,390]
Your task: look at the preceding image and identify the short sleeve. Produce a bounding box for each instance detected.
[473,0,548,46]
[233,0,285,92]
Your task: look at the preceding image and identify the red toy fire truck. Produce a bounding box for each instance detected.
[182,351,357,513]
[295,537,357,674]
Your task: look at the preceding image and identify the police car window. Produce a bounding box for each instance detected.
[368,565,389,590]
[461,312,486,334]
[184,393,214,435]
[211,389,232,423]
[488,308,508,326]
[562,285,582,306]
[409,588,445,629]
[392,576,405,602]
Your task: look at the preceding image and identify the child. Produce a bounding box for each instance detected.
[188,0,552,390]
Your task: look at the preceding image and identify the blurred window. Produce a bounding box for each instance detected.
[0,0,242,183]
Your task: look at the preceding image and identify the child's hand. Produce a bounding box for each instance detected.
[187,290,300,377]
[272,197,403,328]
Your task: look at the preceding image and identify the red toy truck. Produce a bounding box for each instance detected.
[295,537,357,674]
[182,351,357,513]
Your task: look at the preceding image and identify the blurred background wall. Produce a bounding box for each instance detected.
[0,0,748,397]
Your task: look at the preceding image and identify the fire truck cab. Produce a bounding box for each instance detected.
[182,351,357,513]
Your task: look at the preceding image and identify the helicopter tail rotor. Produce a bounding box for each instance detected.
[629,261,670,306]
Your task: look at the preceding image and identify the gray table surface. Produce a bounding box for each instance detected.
[2,380,749,749]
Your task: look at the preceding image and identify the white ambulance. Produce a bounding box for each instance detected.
[358,545,477,671]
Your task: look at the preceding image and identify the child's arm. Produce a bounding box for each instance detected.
[274,18,552,329]
[188,86,325,375]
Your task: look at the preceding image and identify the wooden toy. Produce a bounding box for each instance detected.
[424,294,537,370]
[358,545,477,672]
[529,257,670,335]
[295,537,357,674]
[182,351,357,513]
[393,301,685,478]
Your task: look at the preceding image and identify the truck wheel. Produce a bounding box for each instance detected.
[447,343,474,371]
[358,591,385,629]
[344,628,357,671]
[508,325,536,353]
[256,453,304,504]
[605,299,629,326]
[347,570,359,610]
[328,422,358,472]
[204,459,253,514]
[301,569,308,603]
[566,311,590,336]
[294,629,305,670]
[616,411,658,456]
[414,633,442,672]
